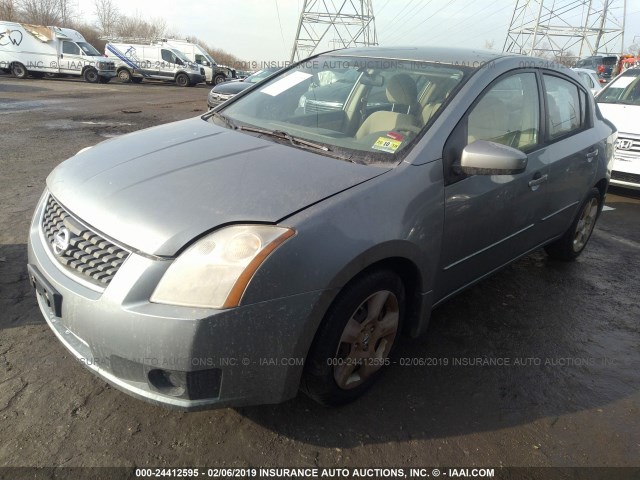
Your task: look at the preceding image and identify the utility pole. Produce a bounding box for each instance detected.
[290,0,377,63]
[503,0,627,61]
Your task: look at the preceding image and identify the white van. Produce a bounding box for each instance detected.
[152,39,236,85]
[0,22,116,82]
[105,42,204,87]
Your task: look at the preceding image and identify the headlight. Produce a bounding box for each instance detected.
[151,225,294,309]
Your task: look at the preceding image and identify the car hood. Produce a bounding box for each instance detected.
[211,81,252,95]
[47,117,388,256]
[598,103,640,135]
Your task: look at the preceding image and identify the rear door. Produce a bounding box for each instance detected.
[537,72,599,238]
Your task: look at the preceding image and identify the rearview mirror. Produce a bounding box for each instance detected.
[460,140,527,175]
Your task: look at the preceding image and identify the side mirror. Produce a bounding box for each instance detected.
[202,61,210,67]
[460,140,528,175]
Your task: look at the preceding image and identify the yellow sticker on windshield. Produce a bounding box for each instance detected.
[372,137,402,153]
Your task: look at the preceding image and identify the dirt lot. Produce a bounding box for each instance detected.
[1,74,639,474]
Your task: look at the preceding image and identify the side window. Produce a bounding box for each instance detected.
[467,72,540,151]
[578,72,594,89]
[161,49,176,64]
[62,41,80,55]
[195,54,205,64]
[543,74,586,139]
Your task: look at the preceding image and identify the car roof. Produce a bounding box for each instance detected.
[328,46,508,66]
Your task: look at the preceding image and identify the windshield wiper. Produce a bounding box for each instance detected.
[238,125,361,164]
[239,126,328,150]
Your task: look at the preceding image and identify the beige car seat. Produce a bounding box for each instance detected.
[355,74,420,139]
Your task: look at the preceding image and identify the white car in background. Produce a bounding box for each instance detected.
[596,68,640,189]
[572,68,603,96]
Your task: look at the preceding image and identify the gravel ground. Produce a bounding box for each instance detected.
[0,74,638,475]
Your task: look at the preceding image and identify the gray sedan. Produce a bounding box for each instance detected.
[28,47,616,410]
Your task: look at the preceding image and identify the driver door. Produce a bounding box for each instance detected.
[59,41,82,75]
[436,71,549,300]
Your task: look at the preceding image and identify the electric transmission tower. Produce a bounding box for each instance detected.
[290,0,378,62]
[503,0,627,60]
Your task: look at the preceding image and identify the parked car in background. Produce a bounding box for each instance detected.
[597,67,640,189]
[575,55,621,83]
[572,68,603,96]
[105,42,204,86]
[0,22,116,82]
[28,47,615,411]
[207,67,279,108]
[152,39,236,85]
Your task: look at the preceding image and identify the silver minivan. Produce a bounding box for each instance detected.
[28,47,616,410]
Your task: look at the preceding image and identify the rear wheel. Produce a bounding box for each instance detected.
[176,73,189,87]
[545,188,601,261]
[11,62,28,79]
[117,69,132,83]
[84,68,99,83]
[302,270,405,406]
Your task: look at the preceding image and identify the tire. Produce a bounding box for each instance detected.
[213,74,225,85]
[131,77,143,84]
[11,62,28,79]
[30,71,45,79]
[302,269,405,406]
[117,69,132,83]
[545,187,602,261]
[175,73,189,87]
[84,68,99,83]
[98,76,111,84]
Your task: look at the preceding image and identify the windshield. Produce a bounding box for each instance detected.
[246,68,277,84]
[77,42,101,56]
[213,55,470,163]
[195,45,216,65]
[171,48,190,64]
[597,70,640,105]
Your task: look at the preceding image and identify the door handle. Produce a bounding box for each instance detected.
[528,173,548,189]
[586,149,599,162]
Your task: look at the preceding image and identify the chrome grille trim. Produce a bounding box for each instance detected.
[41,195,130,287]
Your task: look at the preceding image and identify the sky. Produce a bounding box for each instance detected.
[74,0,640,62]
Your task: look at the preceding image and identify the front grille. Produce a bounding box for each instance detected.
[611,171,640,185]
[41,195,129,287]
[616,136,640,154]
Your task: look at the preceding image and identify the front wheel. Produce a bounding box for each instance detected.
[545,188,602,261]
[11,62,28,79]
[302,270,405,406]
[175,73,189,87]
[117,69,132,83]
[84,68,99,83]
[213,74,226,85]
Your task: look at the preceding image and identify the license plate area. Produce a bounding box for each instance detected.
[28,264,63,317]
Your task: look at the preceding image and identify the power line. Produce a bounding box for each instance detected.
[274,0,287,51]
[384,0,457,44]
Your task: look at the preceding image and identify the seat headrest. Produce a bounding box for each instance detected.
[386,74,417,105]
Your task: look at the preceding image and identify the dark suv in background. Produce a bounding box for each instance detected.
[575,55,621,83]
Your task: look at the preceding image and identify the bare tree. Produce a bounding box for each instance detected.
[16,0,74,25]
[94,0,119,37]
[0,0,19,21]
[115,15,166,40]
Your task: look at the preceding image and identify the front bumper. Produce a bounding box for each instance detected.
[186,72,204,84]
[97,70,117,78]
[27,192,324,410]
